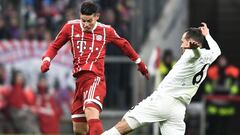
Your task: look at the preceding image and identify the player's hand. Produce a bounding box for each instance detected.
[188,40,200,49]
[199,22,209,36]
[41,60,50,73]
[137,61,149,80]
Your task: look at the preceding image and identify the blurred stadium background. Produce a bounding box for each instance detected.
[0,0,240,134]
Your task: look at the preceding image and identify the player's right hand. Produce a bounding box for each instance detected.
[199,22,209,36]
[41,60,50,73]
[137,61,149,80]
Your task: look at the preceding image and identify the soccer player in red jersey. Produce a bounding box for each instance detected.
[40,1,149,135]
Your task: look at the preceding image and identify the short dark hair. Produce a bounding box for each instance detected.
[185,27,204,44]
[80,1,99,15]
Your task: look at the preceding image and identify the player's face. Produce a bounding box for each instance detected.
[181,32,200,52]
[80,13,99,32]
[180,32,189,52]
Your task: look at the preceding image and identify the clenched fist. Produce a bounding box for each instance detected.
[137,61,149,80]
[41,59,50,73]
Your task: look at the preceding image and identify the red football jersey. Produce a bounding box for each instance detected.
[43,20,139,76]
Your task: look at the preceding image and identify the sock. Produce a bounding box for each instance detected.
[88,119,104,135]
[102,127,121,135]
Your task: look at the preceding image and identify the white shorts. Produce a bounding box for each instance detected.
[123,91,186,135]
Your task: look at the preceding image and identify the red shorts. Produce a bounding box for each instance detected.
[71,71,106,122]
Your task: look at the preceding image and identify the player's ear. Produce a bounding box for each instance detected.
[95,13,100,20]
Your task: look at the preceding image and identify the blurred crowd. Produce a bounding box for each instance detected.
[0,0,165,112]
[0,0,133,41]
[0,0,135,133]
[0,64,73,134]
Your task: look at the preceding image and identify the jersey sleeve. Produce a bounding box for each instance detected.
[200,34,221,63]
[42,23,70,61]
[108,27,139,62]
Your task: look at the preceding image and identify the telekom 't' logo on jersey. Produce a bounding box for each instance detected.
[76,40,86,53]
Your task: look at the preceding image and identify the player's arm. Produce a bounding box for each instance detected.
[186,40,201,58]
[108,27,149,80]
[200,22,221,59]
[41,23,69,73]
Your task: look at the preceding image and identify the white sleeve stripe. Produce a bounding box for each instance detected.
[55,28,62,40]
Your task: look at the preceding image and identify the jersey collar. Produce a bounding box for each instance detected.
[91,22,98,32]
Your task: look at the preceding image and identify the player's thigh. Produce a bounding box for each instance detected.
[159,99,186,135]
[72,72,106,122]
[83,74,106,112]
[72,121,88,135]
[123,93,175,124]
[84,107,100,121]
[159,120,186,135]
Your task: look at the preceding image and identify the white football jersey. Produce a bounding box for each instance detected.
[157,35,221,104]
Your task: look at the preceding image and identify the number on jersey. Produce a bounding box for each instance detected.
[192,64,209,85]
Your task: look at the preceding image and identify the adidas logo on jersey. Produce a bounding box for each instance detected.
[95,96,100,100]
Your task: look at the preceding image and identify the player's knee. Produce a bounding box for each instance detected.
[85,106,97,113]
[84,106,100,120]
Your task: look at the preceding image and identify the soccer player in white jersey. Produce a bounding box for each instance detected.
[102,22,221,135]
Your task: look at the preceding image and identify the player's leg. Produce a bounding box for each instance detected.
[83,74,106,135]
[85,106,103,135]
[103,91,171,135]
[102,117,140,135]
[72,105,89,135]
[72,121,88,135]
[72,72,91,135]
[159,98,186,135]
[159,120,186,135]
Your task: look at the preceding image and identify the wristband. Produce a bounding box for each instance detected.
[135,58,141,64]
[43,57,51,62]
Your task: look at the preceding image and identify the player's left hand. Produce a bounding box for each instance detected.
[41,60,50,73]
[188,40,200,49]
[137,61,149,80]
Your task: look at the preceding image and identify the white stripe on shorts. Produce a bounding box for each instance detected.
[71,114,85,119]
[88,76,101,99]
[84,99,103,110]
